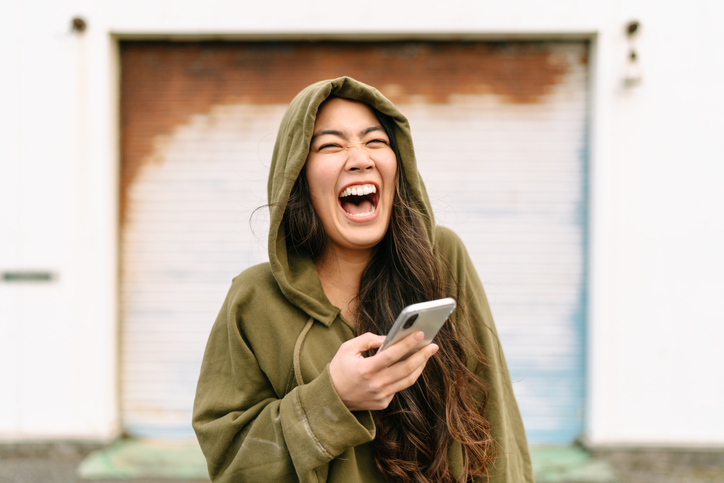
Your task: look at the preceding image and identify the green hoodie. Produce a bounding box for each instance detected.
[193,77,533,482]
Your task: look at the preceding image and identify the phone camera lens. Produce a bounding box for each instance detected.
[402,314,419,330]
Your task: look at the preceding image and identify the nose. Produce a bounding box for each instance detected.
[344,145,374,172]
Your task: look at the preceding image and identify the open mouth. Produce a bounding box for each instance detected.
[339,184,378,217]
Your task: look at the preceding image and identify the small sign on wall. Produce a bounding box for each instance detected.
[2,271,56,282]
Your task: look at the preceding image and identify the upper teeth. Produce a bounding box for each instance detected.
[340,184,377,198]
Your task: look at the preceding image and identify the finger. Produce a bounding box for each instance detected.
[383,357,430,396]
[344,332,386,354]
[383,343,438,384]
[372,331,425,368]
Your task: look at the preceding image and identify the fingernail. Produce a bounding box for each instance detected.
[415,331,424,341]
[430,344,439,354]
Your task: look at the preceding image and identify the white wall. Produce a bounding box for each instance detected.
[588,0,724,445]
[0,0,722,444]
[0,0,119,439]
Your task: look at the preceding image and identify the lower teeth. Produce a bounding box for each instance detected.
[347,205,376,217]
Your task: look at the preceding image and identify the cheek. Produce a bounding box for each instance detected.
[304,163,337,223]
[379,154,398,192]
[304,161,324,200]
[305,158,338,197]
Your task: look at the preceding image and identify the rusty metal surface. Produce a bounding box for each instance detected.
[120,40,580,223]
[119,41,589,442]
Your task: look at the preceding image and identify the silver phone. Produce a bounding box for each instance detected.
[378,297,456,360]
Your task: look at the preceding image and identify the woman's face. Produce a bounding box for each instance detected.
[305,98,397,258]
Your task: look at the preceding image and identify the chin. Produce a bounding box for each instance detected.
[332,226,389,253]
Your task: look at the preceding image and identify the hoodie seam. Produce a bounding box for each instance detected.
[295,389,333,461]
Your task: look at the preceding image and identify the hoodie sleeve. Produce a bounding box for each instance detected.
[436,227,535,483]
[192,285,376,483]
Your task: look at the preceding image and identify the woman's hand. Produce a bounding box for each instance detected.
[328,331,439,411]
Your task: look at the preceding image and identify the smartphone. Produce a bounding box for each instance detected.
[378,297,456,360]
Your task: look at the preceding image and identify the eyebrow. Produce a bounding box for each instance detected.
[310,125,385,142]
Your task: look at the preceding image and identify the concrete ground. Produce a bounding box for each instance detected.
[0,442,210,483]
[0,441,723,483]
[592,448,724,483]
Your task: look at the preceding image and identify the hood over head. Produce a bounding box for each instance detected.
[267,76,434,324]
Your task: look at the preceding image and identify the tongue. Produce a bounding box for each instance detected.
[342,199,374,215]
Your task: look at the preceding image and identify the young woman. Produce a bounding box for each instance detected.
[193,77,533,483]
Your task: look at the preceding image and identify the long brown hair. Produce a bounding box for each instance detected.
[283,104,495,482]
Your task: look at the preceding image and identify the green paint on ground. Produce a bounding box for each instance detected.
[77,439,209,480]
[78,440,616,482]
[531,446,618,482]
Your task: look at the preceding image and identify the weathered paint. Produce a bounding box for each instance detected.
[120,41,588,443]
[405,51,589,441]
[120,40,574,223]
[120,104,286,436]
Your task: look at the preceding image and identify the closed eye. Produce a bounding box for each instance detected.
[367,138,389,146]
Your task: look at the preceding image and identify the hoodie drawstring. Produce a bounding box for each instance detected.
[293,317,314,387]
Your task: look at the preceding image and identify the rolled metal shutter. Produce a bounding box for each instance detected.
[408,46,588,443]
[120,41,587,443]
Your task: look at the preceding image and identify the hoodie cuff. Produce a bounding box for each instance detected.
[284,365,376,466]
